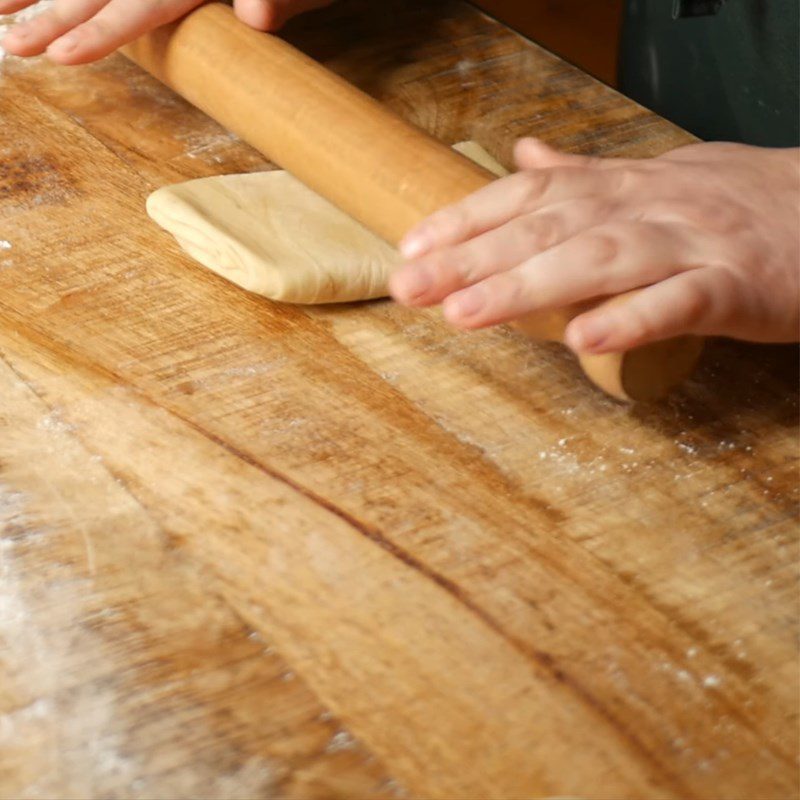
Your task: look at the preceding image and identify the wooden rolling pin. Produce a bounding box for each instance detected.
[123,2,703,401]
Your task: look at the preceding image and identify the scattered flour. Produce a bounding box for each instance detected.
[37,408,76,434]
[377,777,409,798]
[0,506,138,798]
[325,729,357,753]
[677,441,700,456]
[174,129,240,162]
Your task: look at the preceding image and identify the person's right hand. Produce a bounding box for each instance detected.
[0,0,332,65]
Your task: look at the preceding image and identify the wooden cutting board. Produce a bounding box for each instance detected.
[1,1,798,798]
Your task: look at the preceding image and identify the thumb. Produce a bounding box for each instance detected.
[234,0,331,31]
[234,0,281,30]
[513,137,604,171]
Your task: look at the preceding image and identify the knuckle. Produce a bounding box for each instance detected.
[519,214,561,250]
[534,216,562,249]
[53,0,73,18]
[624,305,656,343]
[684,278,710,316]
[516,170,551,207]
[718,205,748,232]
[682,201,714,226]
[680,279,714,327]
[434,247,475,283]
[80,17,107,38]
[581,231,620,267]
[457,250,486,284]
[612,167,647,196]
[693,202,746,234]
[586,197,617,219]
[417,249,448,279]
[431,206,469,239]
[424,246,475,285]
[727,233,761,269]
[497,270,528,307]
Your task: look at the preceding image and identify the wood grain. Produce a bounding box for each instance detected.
[1,1,798,798]
[476,0,623,85]
[0,350,401,800]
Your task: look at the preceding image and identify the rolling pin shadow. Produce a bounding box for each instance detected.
[122,2,703,401]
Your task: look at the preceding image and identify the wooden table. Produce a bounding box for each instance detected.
[1,2,798,798]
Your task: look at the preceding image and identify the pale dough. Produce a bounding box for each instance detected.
[146,141,507,304]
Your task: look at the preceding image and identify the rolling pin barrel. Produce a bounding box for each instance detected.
[123,2,702,401]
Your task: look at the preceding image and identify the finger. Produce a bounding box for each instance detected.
[0,0,38,15]
[564,266,741,353]
[514,137,631,171]
[399,166,621,259]
[391,197,615,306]
[514,137,599,170]
[234,0,282,29]
[441,221,698,329]
[234,0,331,30]
[2,0,105,57]
[46,0,199,64]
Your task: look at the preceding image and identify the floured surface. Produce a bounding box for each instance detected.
[0,354,400,800]
[1,3,798,798]
[146,141,507,304]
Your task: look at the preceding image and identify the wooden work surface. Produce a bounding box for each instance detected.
[1,2,798,798]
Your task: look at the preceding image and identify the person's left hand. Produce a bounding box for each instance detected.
[390,138,800,354]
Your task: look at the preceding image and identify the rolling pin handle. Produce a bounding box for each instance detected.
[512,293,704,401]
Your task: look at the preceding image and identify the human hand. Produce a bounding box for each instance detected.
[391,139,800,354]
[0,0,331,65]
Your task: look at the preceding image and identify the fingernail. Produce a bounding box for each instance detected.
[399,230,431,259]
[569,318,610,352]
[447,287,485,319]
[395,266,431,301]
[49,30,80,54]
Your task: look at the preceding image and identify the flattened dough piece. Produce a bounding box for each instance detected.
[146,141,507,305]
